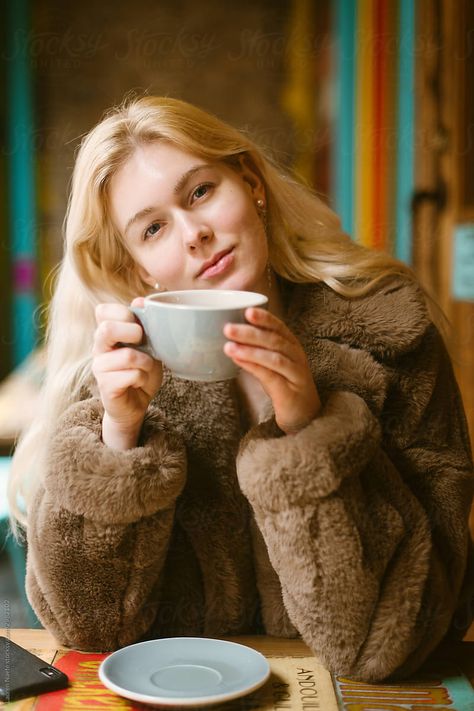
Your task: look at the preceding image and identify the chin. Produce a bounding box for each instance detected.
[221,273,263,293]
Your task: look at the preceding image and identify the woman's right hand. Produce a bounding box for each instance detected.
[92,299,163,450]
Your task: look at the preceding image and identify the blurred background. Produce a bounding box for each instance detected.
[0,0,473,626]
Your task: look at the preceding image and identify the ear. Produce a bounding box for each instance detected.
[236,154,266,203]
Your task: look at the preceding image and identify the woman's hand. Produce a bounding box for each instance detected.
[92,298,163,450]
[223,308,321,434]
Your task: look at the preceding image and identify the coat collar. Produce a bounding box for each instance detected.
[284,277,430,360]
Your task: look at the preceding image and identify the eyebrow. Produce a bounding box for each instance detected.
[123,163,212,236]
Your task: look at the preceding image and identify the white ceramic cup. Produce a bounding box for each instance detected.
[130,290,268,382]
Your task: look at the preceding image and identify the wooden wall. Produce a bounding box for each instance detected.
[414,0,474,533]
[32,0,295,270]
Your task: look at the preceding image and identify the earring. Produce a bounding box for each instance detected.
[266,263,273,291]
[256,198,267,231]
[154,282,160,290]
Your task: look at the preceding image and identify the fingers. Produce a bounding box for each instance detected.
[93,321,145,355]
[95,302,137,324]
[224,340,298,383]
[92,303,162,431]
[93,303,157,392]
[93,347,155,376]
[229,355,283,388]
[224,322,296,361]
[225,308,300,350]
[223,308,304,373]
[94,303,145,356]
[93,345,162,402]
[224,309,321,435]
[98,369,150,396]
[244,308,300,345]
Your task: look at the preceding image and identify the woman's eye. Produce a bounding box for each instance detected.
[143,221,163,240]
[192,183,213,201]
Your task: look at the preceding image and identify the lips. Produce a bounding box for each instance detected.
[196,247,234,278]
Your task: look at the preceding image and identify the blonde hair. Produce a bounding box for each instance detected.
[9,94,424,532]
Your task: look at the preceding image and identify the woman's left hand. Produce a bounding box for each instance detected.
[223,307,321,434]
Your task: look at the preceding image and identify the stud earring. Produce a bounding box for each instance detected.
[154,282,160,290]
[256,198,267,231]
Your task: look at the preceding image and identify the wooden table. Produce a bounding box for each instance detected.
[1,629,474,710]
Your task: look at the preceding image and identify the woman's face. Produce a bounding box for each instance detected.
[109,141,269,294]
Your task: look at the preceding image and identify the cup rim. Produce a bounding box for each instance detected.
[143,289,268,311]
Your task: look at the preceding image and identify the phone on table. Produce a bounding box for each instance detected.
[0,635,69,702]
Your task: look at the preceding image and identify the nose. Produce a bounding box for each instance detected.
[179,213,213,252]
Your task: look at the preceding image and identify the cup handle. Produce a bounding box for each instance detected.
[127,305,155,358]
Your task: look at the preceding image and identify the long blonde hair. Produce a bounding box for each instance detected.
[9,94,422,531]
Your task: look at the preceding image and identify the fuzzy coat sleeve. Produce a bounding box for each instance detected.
[236,322,474,682]
[26,397,187,650]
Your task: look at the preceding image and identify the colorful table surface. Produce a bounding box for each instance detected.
[1,629,474,710]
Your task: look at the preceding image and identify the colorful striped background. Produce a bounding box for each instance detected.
[4,0,38,368]
[333,0,414,259]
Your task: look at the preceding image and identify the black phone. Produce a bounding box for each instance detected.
[0,635,69,702]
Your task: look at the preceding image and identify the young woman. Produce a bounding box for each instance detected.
[9,96,473,682]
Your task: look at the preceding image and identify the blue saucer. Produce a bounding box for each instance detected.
[99,637,270,707]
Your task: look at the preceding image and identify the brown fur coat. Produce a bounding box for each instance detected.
[26,278,474,681]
